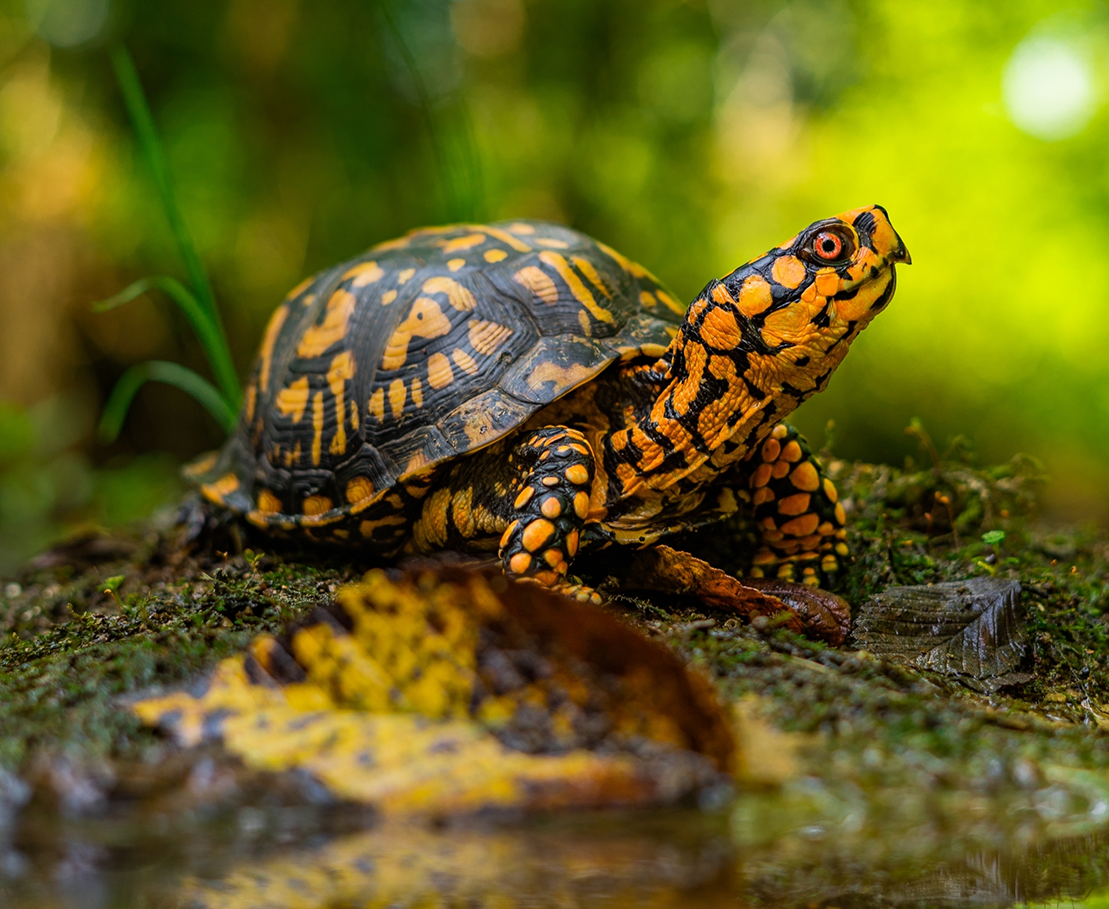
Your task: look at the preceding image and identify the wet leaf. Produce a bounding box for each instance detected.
[741,577,852,646]
[133,566,735,815]
[851,577,1027,680]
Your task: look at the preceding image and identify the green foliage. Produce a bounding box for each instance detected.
[95,46,241,443]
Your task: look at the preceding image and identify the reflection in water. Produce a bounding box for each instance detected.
[3,785,1109,908]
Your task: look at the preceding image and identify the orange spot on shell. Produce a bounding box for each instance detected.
[484,248,508,263]
[823,478,838,502]
[203,475,239,507]
[447,258,465,272]
[540,496,562,519]
[762,438,781,463]
[781,440,803,462]
[311,391,325,465]
[514,487,535,509]
[772,460,791,479]
[509,552,532,575]
[368,388,385,422]
[452,348,478,375]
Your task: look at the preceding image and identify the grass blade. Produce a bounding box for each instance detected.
[109,45,241,410]
[92,275,239,408]
[99,360,238,444]
[378,1,483,221]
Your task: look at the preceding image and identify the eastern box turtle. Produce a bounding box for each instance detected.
[192,207,909,591]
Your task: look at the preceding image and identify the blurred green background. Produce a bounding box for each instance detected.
[0,0,1107,572]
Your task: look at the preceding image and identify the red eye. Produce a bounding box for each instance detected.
[813,231,846,261]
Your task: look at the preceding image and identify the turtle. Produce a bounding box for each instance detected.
[192,206,909,594]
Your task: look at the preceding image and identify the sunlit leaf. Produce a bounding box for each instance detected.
[134,567,735,815]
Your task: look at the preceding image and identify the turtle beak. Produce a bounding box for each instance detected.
[891,233,911,265]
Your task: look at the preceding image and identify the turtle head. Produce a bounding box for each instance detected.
[695,204,909,408]
[610,206,908,494]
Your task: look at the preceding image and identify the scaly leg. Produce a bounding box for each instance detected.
[498,426,596,588]
[743,423,848,587]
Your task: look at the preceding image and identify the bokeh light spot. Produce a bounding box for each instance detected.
[1002,35,1096,141]
[24,0,110,47]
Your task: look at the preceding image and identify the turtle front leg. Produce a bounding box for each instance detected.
[743,423,848,587]
[498,426,595,589]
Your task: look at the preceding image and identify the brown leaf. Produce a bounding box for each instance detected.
[741,577,851,646]
[851,577,1027,682]
[134,566,737,815]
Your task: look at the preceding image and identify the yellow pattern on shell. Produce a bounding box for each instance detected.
[298,289,357,358]
[343,261,385,287]
[422,276,477,312]
[513,266,559,304]
[538,251,614,324]
[427,352,455,389]
[440,233,486,253]
[467,320,513,356]
[311,391,325,465]
[327,351,356,457]
[275,377,310,423]
[257,305,288,393]
[382,297,453,371]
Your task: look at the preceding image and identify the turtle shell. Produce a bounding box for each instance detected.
[193,220,686,530]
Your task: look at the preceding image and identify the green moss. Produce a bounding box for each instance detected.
[0,448,1107,799]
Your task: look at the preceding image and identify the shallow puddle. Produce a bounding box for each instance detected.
[4,776,1109,909]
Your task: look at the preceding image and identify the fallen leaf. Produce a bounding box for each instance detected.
[133,566,736,815]
[851,578,1027,682]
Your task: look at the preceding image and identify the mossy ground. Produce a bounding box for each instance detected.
[1,442,1108,800]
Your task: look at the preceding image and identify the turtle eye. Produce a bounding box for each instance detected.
[811,228,854,263]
